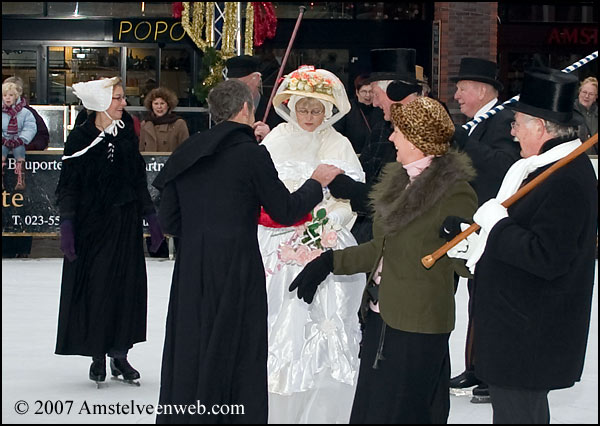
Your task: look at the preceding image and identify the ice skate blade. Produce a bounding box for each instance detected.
[93,381,108,389]
[450,388,473,397]
[470,395,491,404]
[110,376,141,387]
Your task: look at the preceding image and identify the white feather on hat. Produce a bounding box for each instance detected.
[72,77,119,112]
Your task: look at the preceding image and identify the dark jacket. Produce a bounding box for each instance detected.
[153,121,323,423]
[472,137,598,391]
[24,104,49,151]
[334,98,384,154]
[333,151,477,333]
[455,104,521,206]
[573,100,598,155]
[55,111,154,356]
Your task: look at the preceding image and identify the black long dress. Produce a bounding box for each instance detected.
[55,112,154,356]
[152,121,323,424]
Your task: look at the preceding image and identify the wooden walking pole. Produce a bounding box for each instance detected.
[261,5,306,123]
[421,133,598,269]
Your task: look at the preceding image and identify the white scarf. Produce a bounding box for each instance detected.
[465,139,582,273]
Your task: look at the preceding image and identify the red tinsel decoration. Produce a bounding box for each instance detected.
[253,2,277,47]
[172,2,184,19]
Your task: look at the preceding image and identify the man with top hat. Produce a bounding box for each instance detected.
[448,57,522,402]
[448,67,597,423]
[328,48,423,244]
[224,54,283,140]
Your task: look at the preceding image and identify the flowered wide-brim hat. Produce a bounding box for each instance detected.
[273,66,341,110]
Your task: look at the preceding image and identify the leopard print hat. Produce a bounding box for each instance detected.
[390,97,454,156]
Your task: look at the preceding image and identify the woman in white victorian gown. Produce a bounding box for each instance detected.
[257,66,366,423]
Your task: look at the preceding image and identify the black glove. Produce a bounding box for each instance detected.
[452,124,469,150]
[328,174,358,200]
[289,250,334,304]
[439,216,470,241]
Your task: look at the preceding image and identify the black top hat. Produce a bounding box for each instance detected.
[506,67,582,127]
[450,57,503,91]
[367,48,419,84]
[225,55,261,78]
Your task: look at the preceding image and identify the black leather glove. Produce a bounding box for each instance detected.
[452,124,469,150]
[328,174,358,200]
[289,250,334,304]
[439,216,470,241]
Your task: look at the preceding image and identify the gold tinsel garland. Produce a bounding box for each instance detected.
[245,2,254,55]
[181,2,240,57]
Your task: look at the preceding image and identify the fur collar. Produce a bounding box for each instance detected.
[370,150,475,234]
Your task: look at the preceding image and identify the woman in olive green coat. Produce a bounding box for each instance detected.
[290,97,478,424]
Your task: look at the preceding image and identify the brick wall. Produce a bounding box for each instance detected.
[435,2,499,123]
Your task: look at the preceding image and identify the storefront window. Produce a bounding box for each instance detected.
[126,48,158,106]
[160,48,193,106]
[48,46,121,105]
[2,48,38,102]
[272,2,426,20]
[271,48,350,89]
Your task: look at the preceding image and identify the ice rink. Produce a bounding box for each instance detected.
[2,258,598,424]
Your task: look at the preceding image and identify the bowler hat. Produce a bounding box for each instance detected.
[367,48,419,84]
[225,55,261,78]
[507,67,582,127]
[451,57,503,91]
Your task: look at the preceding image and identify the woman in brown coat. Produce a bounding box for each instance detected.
[139,87,189,153]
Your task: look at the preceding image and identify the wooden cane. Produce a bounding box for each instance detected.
[421,133,598,269]
[261,5,306,123]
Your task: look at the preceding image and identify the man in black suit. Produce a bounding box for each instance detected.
[449,57,521,403]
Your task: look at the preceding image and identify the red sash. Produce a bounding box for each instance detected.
[258,207,312,228]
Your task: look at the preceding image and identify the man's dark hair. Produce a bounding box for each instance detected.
[207,79,254,123]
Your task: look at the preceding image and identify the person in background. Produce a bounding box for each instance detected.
[573,76,598,155]
[327,48,422,244]
[224,54,283,141]
[139,86,189,258]
[55,77,163,387]
[152,79,342,423]
[139,87,189,153]
[290,97,478,423]
[334,73,384,154]
[2,76,50,259]
[2,81,36,191]
[4,76,49,151]
[448,57,521,403]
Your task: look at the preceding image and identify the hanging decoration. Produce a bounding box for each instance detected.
[253,2,277,47]
[172,2,184,18]
[175,2,279,104]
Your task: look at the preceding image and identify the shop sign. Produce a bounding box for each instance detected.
[547,27,597,45]
[114,19,186,43]
[2,153,168,235]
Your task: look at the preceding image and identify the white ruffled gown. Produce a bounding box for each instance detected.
[258,123,366,424]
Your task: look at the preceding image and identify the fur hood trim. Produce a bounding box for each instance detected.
[370,150,475,234]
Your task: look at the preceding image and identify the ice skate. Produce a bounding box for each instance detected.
[110,357,141,386]
[89,355,107,389]
[470,384,491,404]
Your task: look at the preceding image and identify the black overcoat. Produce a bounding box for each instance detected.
[55,112,154,356]
[334,98,384,154]
[152,121,323,424]
[459,105,521,205]
[472,137,598,390]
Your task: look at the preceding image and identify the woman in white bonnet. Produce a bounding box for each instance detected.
[257,66,366,423]
[54,77,163,387]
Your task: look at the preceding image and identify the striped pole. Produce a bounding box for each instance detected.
[462,51,599,131]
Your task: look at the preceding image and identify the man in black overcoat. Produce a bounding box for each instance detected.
[448,58,522,401]
[328,48,423,244]
[152,79,342,424]
[457,68,597,423]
